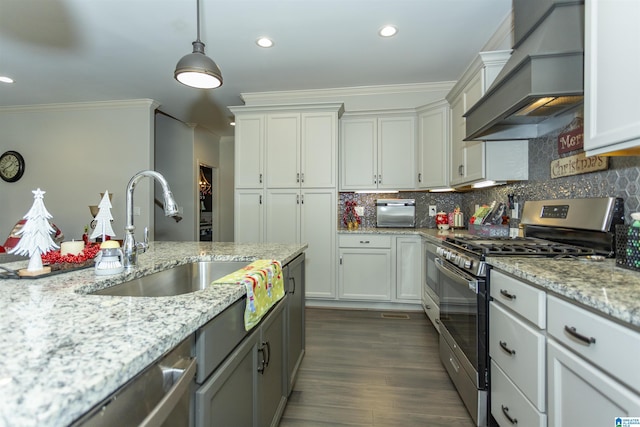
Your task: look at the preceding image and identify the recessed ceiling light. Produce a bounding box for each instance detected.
[0,76,14,84]
[256,37,274,48]
[378,25,398,37]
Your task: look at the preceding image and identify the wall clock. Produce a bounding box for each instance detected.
[0,150,26,183]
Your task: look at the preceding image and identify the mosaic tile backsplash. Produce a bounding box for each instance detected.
[339,127,640,229]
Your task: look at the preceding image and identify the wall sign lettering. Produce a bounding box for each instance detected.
[557,126,584,154]
[551,152,608,178]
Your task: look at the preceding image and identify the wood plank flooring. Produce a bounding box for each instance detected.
[279,308,474,426]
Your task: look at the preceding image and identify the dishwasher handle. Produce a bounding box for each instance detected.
[139,357,196,427]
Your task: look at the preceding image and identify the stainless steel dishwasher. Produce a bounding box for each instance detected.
[71,336,196,427]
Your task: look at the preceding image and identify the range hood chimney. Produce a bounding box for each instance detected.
[465,0,585,141]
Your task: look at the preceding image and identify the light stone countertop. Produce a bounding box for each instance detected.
[0,241,306,427]
[339,227,640,331]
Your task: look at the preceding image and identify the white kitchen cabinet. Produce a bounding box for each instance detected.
[447,51,528,187]
[489,269,547,425]
[547,339,640,427]
[231,103,342,301]
[265,189,337,299]
[584,0,640,156]
[266,111,339,188]
[234,114,265,189]
[395,236,422,301]
[234,189,264,243]
[416,100,450,189]
[338,234,392,301]
[340,113,416,191]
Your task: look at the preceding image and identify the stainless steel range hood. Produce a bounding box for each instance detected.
[465,0,585,141]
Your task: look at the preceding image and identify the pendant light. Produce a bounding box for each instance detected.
[174,0,223,89]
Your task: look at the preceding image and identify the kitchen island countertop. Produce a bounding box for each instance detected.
[0,241,306,427]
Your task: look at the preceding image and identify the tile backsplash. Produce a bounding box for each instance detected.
[340,127,640,228]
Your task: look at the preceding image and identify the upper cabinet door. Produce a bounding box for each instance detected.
[340,118,377,190]
[584,0,640,156]
[235,115,265,188]
[266,113,300,188]
[417,101,449,189]
[377,116,416,190]
[301,112,337,188]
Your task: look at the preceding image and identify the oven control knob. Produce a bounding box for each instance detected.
[464,258,473,269]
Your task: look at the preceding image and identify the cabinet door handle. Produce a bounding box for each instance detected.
[259,195,262,204]
[296,172,300,183]
[499,340,516,356]
[564,325,596,346]
[258,345,266,374]
[373,174,377,184]
[458,165,464,176]
[296,194,299,204]
[425,304,431,310]
[339,256,343,265]
[301,194,304,204]
[501,405,518,425]
[500,289,516,300]
[259,173,263,184]
[378,174,382,184]
[360,240,370,244]
[418,173,422,183]
[289,276,296,294]
[301,173,304,183]
[264,341,271,367]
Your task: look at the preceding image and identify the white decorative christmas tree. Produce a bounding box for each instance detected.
[90,190,116,242]
[9,188,59,273]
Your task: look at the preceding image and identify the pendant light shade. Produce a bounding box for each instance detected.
[174,0,223,89]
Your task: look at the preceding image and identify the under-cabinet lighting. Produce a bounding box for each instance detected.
[354,190,398,194]
[0,76,14,84]
[429,188,455,193]
[378,25,398,37]
[256,37,274,48]
[472,180,504,189]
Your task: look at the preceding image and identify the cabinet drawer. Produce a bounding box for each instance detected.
[491,361,546,427]
[490,269,546,328]
[489,301,546,411]
[338,234,391,248]
[547,295,640,394]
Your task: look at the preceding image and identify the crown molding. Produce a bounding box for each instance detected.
[240,82,455,106]
[0,99,160,113]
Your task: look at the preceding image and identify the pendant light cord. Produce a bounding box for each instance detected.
[196,0,201,43]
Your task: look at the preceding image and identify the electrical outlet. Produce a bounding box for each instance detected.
[355,206,364,216]
[429,205,437,216]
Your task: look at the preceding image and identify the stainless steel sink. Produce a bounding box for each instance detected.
[91,261,250,297]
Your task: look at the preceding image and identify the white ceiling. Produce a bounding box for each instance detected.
[0,0,512,137]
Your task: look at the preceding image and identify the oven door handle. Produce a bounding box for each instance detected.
[435,257,478,293]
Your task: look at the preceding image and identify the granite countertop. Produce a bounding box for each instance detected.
[0,241,306,427]
[339,227,640,331]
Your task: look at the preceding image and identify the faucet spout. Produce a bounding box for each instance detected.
[123,170,179,269]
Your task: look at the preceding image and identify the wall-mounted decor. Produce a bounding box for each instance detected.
[551,152,608,179]
[557,116,584,154]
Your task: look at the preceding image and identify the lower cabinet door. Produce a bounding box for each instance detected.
[339,249,392,300]
[286,254,305,395]
[259,300,287,427]
[547,339,640,427]
[491,360,546,427]
[195,329,260,427]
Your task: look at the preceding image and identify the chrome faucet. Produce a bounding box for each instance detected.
[123,170,180,269]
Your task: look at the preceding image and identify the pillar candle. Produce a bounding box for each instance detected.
[60,240,84,256]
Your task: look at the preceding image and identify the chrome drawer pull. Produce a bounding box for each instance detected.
[564,325,596,346]
[500,289,516,300]
[501,405,518,424]
[499,341,516,356]
[360,240,370,244]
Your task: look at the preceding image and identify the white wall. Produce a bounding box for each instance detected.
[154,113,196,241]
[0,100,157,244]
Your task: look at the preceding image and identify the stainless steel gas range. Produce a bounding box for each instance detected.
[435,197,624,427]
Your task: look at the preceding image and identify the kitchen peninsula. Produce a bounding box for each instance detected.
[0,241,306,427]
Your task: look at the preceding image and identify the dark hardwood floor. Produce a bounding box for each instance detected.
[279,308,474,426]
